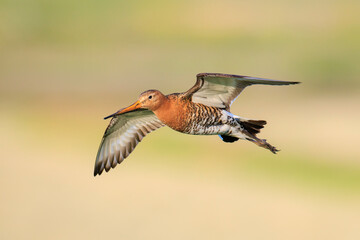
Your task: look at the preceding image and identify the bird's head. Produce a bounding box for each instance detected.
[137,90,165,111]
[104,90,165,119]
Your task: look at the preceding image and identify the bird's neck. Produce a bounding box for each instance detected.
[152,95,170,115]
[153,95,191,132]
[152,96,177,125]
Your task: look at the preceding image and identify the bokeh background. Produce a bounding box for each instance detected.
[1,0,360,239]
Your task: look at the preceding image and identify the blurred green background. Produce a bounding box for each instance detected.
[1,0,360,239]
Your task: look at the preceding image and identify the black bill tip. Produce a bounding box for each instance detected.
[104,113,116,120]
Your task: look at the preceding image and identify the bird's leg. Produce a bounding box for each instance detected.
[253,138,279,154]
[244,131,279,154]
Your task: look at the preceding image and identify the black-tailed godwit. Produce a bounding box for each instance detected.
[94,73,299,176]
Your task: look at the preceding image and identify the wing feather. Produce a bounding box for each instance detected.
[94,109,164,176]
[191,73,300,109]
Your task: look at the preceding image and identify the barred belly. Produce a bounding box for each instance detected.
[182,104,236,135]
[185,123,231,135]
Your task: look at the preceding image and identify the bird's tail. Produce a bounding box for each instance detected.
[239,119,267,136]
[238,118,278,154]
[219,118,266,142]
[219,117,279,153]
[238,118,278,153]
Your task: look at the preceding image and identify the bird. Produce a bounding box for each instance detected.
[94,73,300,176]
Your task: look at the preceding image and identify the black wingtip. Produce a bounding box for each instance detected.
[93,163,102,177]
[94,169,102,177]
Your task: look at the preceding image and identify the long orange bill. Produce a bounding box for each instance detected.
[104,100,142,119]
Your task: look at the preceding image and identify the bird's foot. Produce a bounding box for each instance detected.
[257,139,279,154]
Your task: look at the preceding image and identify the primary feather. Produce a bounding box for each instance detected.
[94,109,164,176]
[192,73,299,109]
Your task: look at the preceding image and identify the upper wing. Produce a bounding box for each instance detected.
[189,73,300,109]
[94,109,164,176]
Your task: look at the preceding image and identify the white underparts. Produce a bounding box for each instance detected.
[186,110,247,140]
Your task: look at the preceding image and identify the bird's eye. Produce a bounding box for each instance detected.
[148,95,152,100]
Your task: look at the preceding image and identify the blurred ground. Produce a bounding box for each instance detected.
[1,0,360,239]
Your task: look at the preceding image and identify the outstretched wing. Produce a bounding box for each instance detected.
[188,73,300,109]
[94,109,164,176]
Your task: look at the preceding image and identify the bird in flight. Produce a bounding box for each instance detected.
[94,73,299,176]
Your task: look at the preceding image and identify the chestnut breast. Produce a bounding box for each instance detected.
[153,94,192,132]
